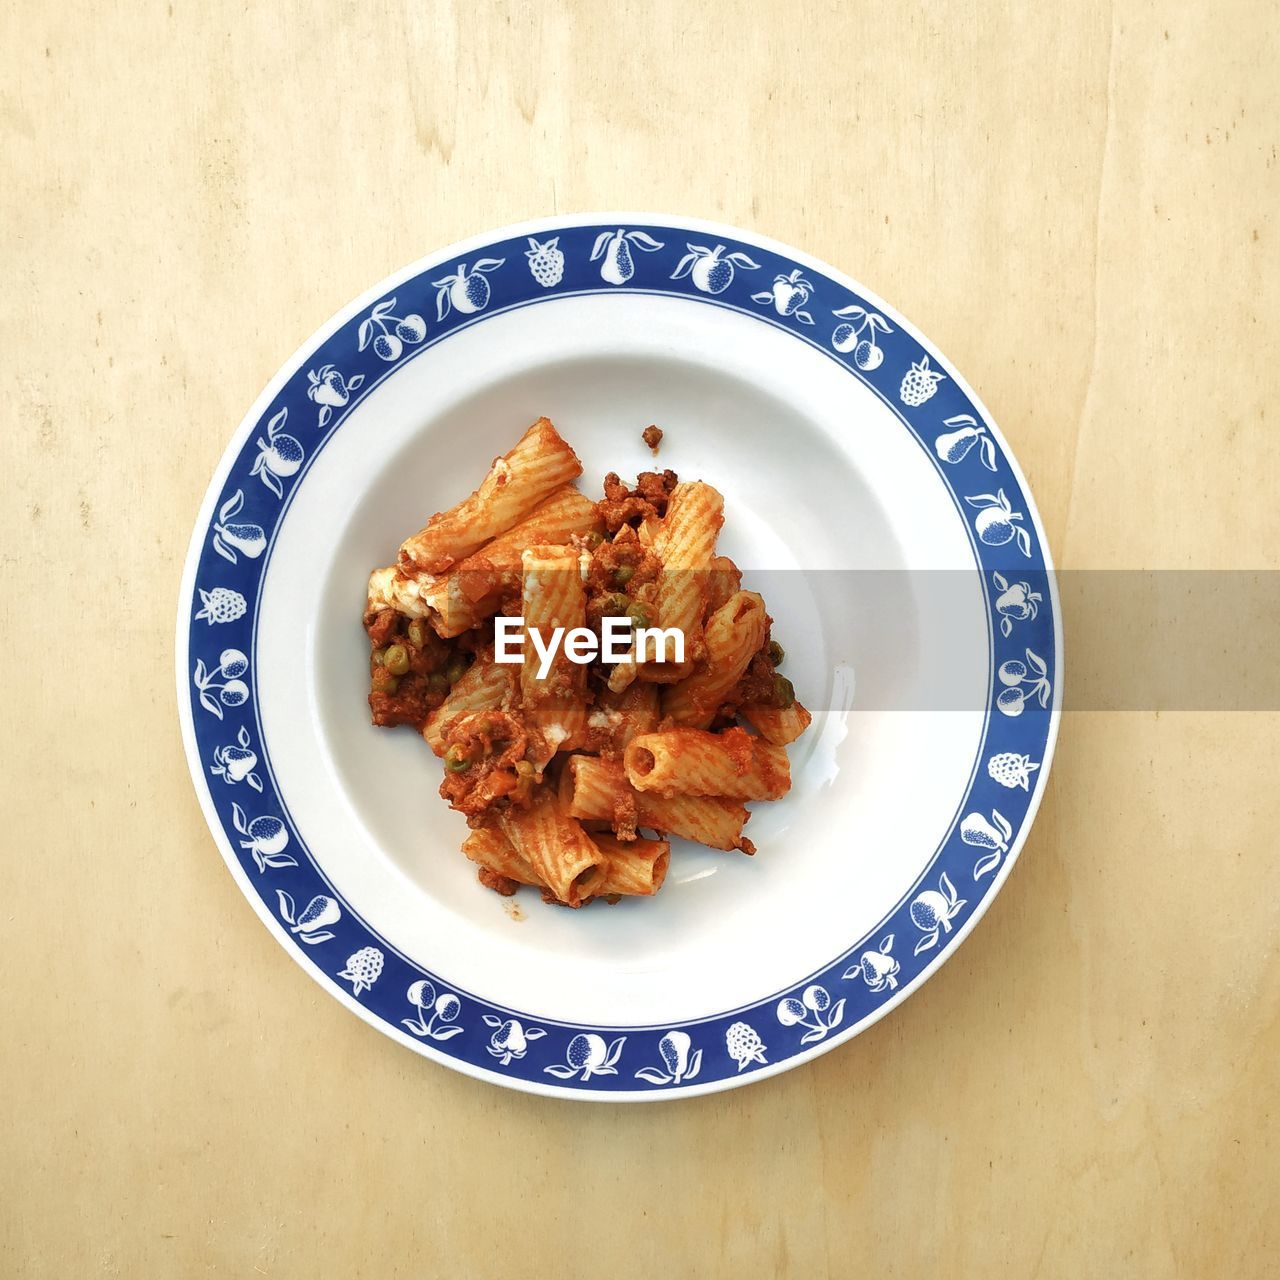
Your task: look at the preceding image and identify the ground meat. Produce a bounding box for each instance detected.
[584,529,663,618]
[642,424,663,454]
[707,626,793,727]
[477,867,519,896]
[369,684,439,729]
[364,608,462,729]
[597,469,678,532]
[730,647,780,710]
[365,607,401,648]
[438,711,540,821]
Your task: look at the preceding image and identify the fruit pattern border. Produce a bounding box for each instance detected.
[179,220,1058,1097]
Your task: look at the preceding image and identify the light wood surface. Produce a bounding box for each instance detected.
[4,2,1278,1276]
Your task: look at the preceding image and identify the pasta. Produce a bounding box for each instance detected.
[740,699,813,745]
[662,591,768,727]
[589,833,671,897]
[364,418,810,906]
[499,790,607,906]
[462,826,542,889]
[587,680,660,752]
[463,826,670,899]
[641,481,723,679]
[704,555,742,614]
[399,418,582,574]
[519,544,588,754]
[623,726,790,800]
[560,756,753,853]
[425,487,601,637]
[422,654,516,755]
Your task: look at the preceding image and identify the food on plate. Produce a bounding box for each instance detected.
[363,418,810,907]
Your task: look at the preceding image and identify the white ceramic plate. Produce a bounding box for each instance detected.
[177,214,1061,1098]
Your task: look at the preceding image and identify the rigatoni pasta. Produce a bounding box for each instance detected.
[704,555,743,614]
[464,825,670,900]
[588,680,660,752]
[519,543,588,754]
[462,826,542,890]
[560,756,753,853]
[421,654,515,755]
[642,480,723,676]
[426,487,601,637]
[662,591,768,727]
[364,418,810,907]
[740,699,813,746]
[589,833,671,897]
[623,726,790,800]
[399,418,582,574]
[499,790,606,906]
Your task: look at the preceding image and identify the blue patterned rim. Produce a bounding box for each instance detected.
[176,215,1061,1099]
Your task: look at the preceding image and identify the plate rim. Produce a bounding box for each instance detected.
[175,211,1063,1101]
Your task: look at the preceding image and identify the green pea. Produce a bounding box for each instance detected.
[445,656,468,684]
[613,564,635,587]
[767,640,785,667]
[384,644,410,676]
[583,531,604,549]
[427,672,449,693]
[774,675,795,709]
[515,760,535,778]
[626,602,652,628]
[601,593,632,616]
[372,674,399,695]
[445,745,471,773]
[408,619,428,649]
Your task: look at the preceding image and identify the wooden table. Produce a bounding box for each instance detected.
[4,3,1276,1275]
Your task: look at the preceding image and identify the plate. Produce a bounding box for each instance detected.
[176,214,1061,1099]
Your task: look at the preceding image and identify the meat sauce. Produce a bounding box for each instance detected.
[437,710,540,821]
[366,464,789,827]
[597,469,677,533]
[364,607,472,729]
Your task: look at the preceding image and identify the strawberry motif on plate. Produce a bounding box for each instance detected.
[843,935,900,992]
[209,725,262,793]
[306,364,365,428]
[751,268,815,324]
[992,572,1044,636]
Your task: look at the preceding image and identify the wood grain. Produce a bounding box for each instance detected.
[3,1,1278,1275]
